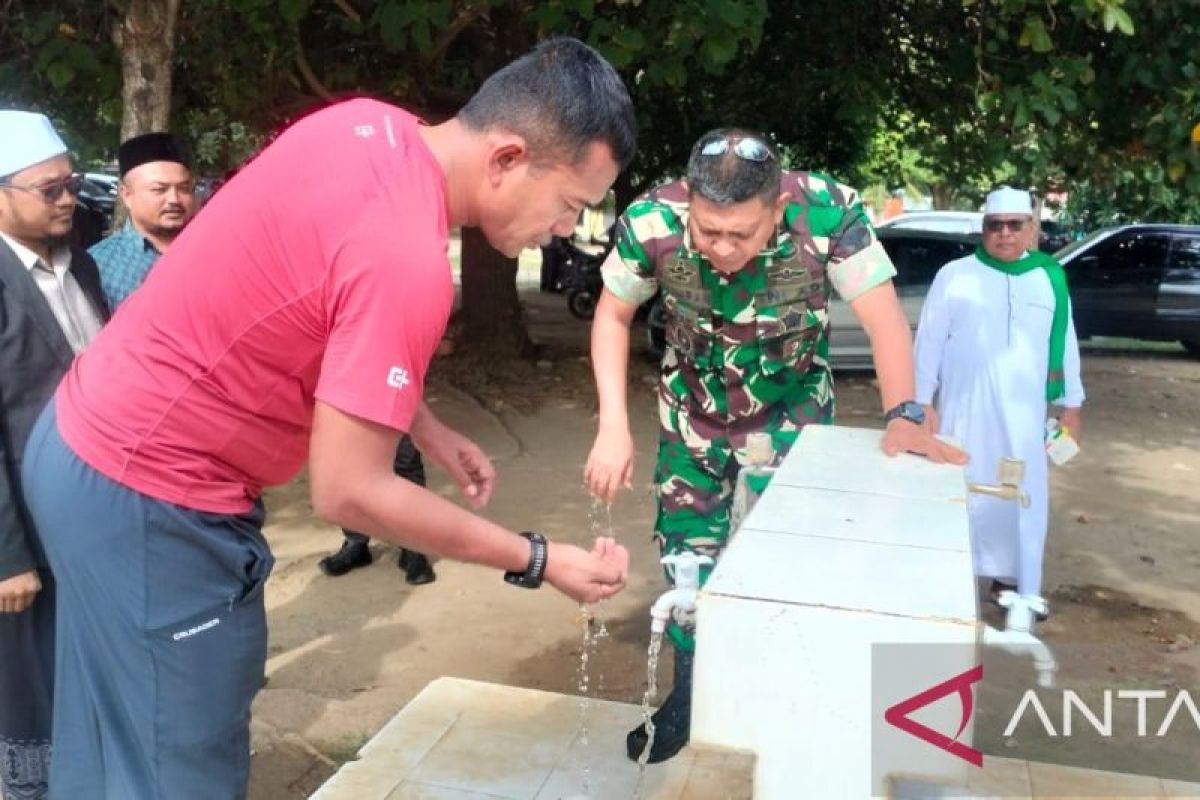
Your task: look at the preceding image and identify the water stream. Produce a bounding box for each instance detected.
[633,629,664,797]
[570,498,617,799]
[576,603,597,797]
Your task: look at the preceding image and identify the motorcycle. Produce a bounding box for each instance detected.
[561,237,612,320]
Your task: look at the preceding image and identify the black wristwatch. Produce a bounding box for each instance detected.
[883,400,926,426]
[504,531,548,589]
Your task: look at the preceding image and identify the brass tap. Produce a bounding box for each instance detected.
[967,457,1030,508]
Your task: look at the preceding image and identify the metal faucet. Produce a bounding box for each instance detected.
[731,432,777,533]
[967,457,1030,508]
[650,552,713,634]
[964,456,1055,685]
[982,595,1058,688]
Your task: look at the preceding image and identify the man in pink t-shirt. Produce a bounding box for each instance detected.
[21,37,636,798]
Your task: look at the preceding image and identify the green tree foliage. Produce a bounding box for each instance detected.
[4,0,1197,354]
[6,0,1195,207]
[0,2,122,163]
[880,0,1200,209]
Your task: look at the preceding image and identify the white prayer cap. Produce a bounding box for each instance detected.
[0,110,68,178]
[985,186,1033,216]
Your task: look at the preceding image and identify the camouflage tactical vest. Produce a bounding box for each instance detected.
[656,216,830,376]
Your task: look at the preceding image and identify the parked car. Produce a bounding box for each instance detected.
[70,174,119,249]
[877,211,984,236]
[1038,219,1074,253]
[84,171,120,195]
[645,229,979,369]
[1056,224,1200,355]
[879,210,1073,254]
[827,229,979,369]
[78,175,117,218]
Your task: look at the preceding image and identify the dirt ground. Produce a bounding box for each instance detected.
[247,290,1200,797]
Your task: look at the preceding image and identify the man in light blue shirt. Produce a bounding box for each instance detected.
[90,133,196,309]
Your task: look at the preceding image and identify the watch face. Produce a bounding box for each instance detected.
[887,401,925,424]
[904,402,926,424]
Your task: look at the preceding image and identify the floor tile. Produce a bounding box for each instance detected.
[967,756,1034,798]
[359,718,455,772]
[1161,778,1200,798]
[1027,761,1166,798]
[677,755,754,800]
[411,723,569,798]
[386,782,514,799]
[533,756,693,800]
[310,761,406,799]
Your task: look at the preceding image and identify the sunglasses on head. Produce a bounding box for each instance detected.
[984,218,1028,233]
[699,136,774,163]
[0,172,84,203]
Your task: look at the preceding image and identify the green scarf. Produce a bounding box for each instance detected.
[974,245,1069,402]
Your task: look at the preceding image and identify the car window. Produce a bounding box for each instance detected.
[1055,230,1109,260]
[1071,231,1171,286]
[881,237,974,288]
[1168,234,1200,272]
[881,239,916,286]
[904,240,965,286]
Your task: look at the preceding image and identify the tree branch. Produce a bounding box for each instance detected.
[425,0,490,69]
[294,37,334,101]
[331,0,361,23]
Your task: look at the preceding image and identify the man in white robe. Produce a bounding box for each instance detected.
[914,187,1084,618]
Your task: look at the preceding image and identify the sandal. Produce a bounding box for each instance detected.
[988,579,1017,605]
[996,589,1051,624]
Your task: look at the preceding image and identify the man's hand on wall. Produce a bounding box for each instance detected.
[882,419,968,465]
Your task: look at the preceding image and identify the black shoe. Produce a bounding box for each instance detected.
[627,649,693,764]
[318,540,373,576]
[399,549,436,585]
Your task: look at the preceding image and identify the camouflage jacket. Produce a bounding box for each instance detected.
[602,172,896,430]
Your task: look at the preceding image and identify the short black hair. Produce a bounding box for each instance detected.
[459,37,637,170]
[686,128,781,205]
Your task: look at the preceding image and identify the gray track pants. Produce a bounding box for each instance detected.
[22,405,273,799]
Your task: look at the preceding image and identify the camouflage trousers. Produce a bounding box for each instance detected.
[653,391,834,652]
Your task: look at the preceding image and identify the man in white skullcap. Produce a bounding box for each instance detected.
[0,109,109,800]
[914,186,1084,625]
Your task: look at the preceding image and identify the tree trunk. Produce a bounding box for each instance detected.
[112,0,180,229]
[114,0,180,140]
[458,228,534,359]
[929,184,955,210]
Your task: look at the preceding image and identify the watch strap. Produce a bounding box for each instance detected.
[884,400,924,425]
[503,531,547,589]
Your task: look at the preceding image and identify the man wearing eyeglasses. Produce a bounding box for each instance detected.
[915,186,1084,625]
[0,109,109,800]
[585,128,966,763]
[90,132,197,310]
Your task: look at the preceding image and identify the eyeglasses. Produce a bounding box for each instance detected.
[0,172,84,203]
[698,136,774,163]
[984,218,1028,233]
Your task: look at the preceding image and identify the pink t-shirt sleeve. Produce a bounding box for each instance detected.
[315,222,452,433]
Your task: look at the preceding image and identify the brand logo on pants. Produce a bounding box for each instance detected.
[884,664,984,766]
[172,617,221,641]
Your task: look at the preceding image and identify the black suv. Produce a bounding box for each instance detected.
[1057,225,1200,355]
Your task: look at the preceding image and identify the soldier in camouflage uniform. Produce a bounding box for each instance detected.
[585,129,964,763]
